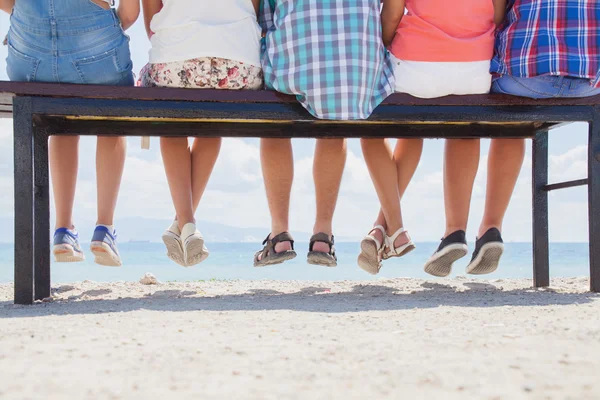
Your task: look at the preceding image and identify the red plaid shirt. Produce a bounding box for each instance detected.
[491,0,600,87]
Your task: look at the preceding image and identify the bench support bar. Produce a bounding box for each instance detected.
[13,97,35,305]
[589,111,600,292]
[13,97,51,305]
[532,131,550,288]
[34,125,50,301]
[543,179,588,191]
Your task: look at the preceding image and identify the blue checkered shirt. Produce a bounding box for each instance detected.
[260,0,395,120]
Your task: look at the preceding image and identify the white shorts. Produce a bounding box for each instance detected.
[391,54,492,98]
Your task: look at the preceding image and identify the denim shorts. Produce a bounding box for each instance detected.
[491,75,600,99]
[6,0,134,86]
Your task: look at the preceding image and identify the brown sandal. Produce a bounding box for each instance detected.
[254,232,297,267]
[307,233,337,267]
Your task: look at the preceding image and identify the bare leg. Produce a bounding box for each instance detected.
[392,138,423,244]
[361,139,400,231]
[444,139,480,237]
[161,137,194,230]
[260,138,293,254]
[478,138,526,237]
[313,138,347,252]
[190,137,222,213]
[393,138,424,200]
[368,209,388,245]
[96,136,126,226]
[361,138,422,247]
[49,136,79,229]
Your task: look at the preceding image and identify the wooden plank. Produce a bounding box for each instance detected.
[37,117,541,139]
[1,81,600,107]
[31,97,594,125]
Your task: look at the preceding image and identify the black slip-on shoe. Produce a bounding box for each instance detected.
[424,230,468,277]
[466,228,504,275]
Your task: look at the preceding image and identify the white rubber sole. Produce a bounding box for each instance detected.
[162,231,186,267]
[90,241,122,267]
[423,243,468,277]
[466,242,504,275]
[357,238,381,275]
[184,235,209,267]
[53,244,85,263]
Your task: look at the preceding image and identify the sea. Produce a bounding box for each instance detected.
[0,242,591,284]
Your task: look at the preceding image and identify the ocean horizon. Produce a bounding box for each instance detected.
[0,242,591,284]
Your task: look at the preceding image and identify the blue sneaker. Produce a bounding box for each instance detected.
[53,228,85,263]
[90,226,122,267]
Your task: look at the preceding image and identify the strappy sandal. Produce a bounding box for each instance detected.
[307,233,337,267]
[383,227,416,260]
[357,225,386,275]
[253,232,297,267]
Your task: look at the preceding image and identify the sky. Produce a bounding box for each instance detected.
[0,12,592,243]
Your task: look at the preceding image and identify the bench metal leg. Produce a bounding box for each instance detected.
[532,131,550,288]
[589,112,600,292]
[13,97,35,305]
[34,128,50,301]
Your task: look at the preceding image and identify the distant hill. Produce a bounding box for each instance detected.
[0,217,358,243]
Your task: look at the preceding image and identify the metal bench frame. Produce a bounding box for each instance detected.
[1,82,599,304]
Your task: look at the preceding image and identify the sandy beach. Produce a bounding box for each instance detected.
[0,277,599,399]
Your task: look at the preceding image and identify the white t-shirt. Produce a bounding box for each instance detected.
[149,0,261,67]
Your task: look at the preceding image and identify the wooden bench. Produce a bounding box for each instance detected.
[1,81,599,304]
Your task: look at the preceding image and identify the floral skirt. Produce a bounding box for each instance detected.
[137,57,263,148]
[138,57,263,90]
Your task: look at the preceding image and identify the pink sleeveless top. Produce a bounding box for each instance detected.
[390,0,496,62]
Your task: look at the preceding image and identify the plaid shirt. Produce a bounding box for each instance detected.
[260,0,395,120]
[491,0,600,87]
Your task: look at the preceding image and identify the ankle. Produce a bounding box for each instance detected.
[385,222,402,236]
[271,226,289,238]
[178,218,196,232]
[96,224,115,233]
[478,224,501,238]
[56,225,75,231]
[313,223,332,237]
[274,241,292,253]
[444,226,466,238]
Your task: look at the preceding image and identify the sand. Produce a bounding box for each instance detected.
[0,277,599,400]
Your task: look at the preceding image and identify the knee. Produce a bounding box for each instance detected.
[493,138,525,148]
[446,138,480,150]
[360,137,383,146]
[193,137,222,149]
[318,138,346,152]
[98,136,126,150]
[160,136,187,148]
[51,135,80,146]
[261,137,291,148]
